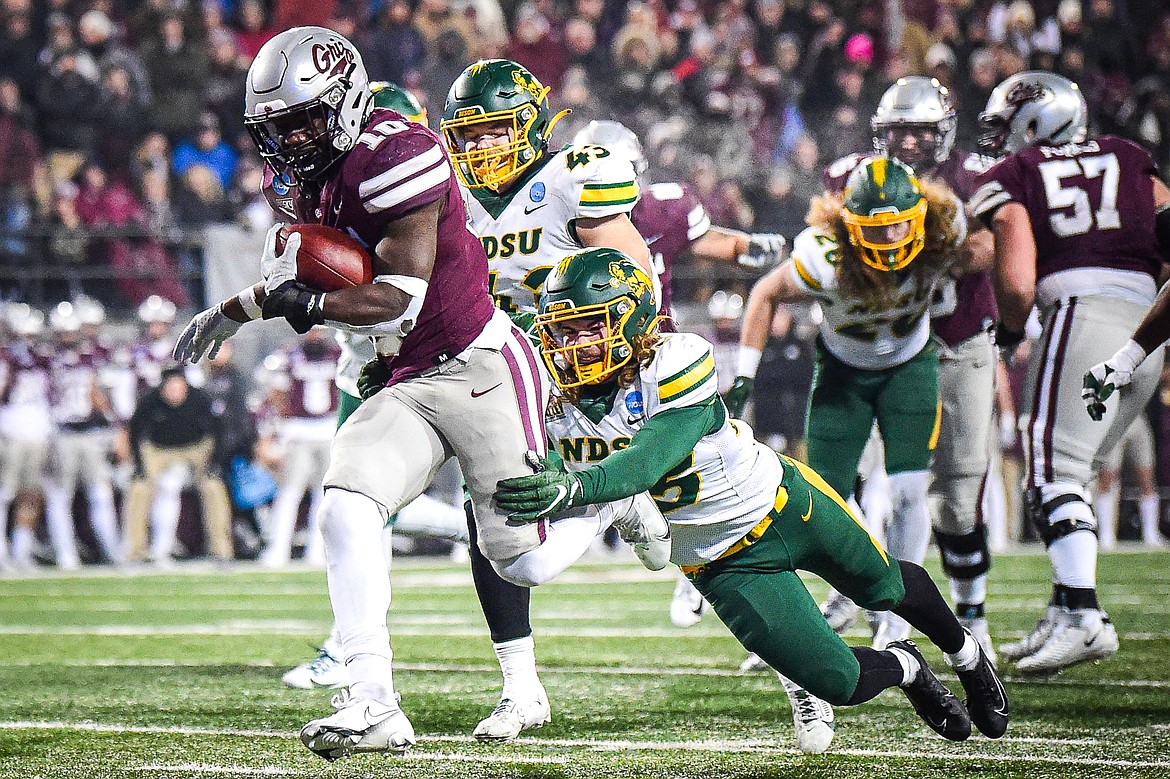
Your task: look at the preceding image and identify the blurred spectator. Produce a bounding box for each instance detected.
[415,0,478,60]
[174,163,235,228]
[955,48,998,149]
[37,14,100,83]
[419,27,470,108]
[786,133,823,203]
[273,0,339,31]
[228,158,276,233]
[0,77,42,265]
[234,0,278,62]
[43,181,88,269]
[35,49,102,187]
[203,29,248,145]
[751,165,807,239]
[173,113,239,192]
[365,0,428,87]
[96,66,150,177]
[564,16,609,84]
[132,132,172,186]
[141,14,209,140]
[139,169,180,241]
[0,9,40,97]
[78,9,152,107]
[507,5,569,90]
[124,364,233,565]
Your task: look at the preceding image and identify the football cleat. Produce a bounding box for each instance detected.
[739,652,770,673]
[779,674,835,754]
[611,493,671,571]
[888,639,971,741]
[959,616,997,668]
[670,575,708,628]
[1014,608,1119,675]
[473,693,551,742]
[1000,605,1060,662]
[282,646,350,690]
[952,630,1009,738]
[300,691,415,761]
[821,590,858,634]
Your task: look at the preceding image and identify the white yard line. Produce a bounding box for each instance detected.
[2,721,1167,768]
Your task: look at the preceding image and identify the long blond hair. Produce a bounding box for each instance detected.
[807,177,963,308]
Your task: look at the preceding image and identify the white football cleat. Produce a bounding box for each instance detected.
[1000,605,1059,662]
[779,674,835,754]
[473,692,551,742]
[1014,608,1119,675]
[739,652,770,673]
[820,590,858,634]
[958,615,997,668]
[611,493,671,571]
[300,691,415,761]
[670,574,708,628]
[282,646,350,690]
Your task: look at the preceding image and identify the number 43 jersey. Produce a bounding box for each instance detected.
[971,134,1162,291]
[546,332,784,566]
[462,144,640,313]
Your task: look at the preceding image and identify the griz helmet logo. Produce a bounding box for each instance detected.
[311,41,356,77]
[1005,81,1046,109]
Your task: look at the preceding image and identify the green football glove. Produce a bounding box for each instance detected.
[358,357,392,400]
[495,451,583,522]
[1082,362,1123,422]
[723,376,754,418]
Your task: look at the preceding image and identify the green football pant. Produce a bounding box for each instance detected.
[686,454,904,705]
[337,389,399,529]
[805,341,941,499]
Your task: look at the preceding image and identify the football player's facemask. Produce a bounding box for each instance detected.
[536,248,660,389]
[978,70,1087,156]
[244,27,372,183]
[841,157,928,272]
[871,76,957,171]
[370,81,428,124]
[441,59,569,192]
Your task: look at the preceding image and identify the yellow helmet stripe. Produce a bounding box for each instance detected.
[872,157,887,188]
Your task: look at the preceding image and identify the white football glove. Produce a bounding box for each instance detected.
[173,303,242,364]
[260,222,301,294]
[737,233,786,269]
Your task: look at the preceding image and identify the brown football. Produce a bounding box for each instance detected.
[277,224,374,291]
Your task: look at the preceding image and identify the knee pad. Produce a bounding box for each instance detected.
[933,526,990,579]
[1025,486,1097,546]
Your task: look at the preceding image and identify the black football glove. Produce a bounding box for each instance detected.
[261,280,325,335]
[358,357,392,400]
[723,376,754,418]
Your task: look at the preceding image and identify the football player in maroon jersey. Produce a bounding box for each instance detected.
[973,70,1170,674]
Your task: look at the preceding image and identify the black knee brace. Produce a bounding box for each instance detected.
[934,526,991,579]
[1025,487,1097,546]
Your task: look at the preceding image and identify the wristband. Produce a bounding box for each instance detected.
[736,346,763,379]
[1110,339,1148,375]
[235,286,263,321]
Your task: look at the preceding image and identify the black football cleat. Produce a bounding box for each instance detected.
[955,634,1009,738]
[888,639,972,742]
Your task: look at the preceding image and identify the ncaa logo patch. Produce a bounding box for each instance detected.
[530,182,546,203]
[624,391,644,417]
[271,173,293,196]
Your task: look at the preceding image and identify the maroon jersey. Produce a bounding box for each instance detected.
[270,340,343,419]
[631,181,712,316]
[824,150,998,345]
[972,135,1162,282]
[49,342,112,427]
[292,108,496,384]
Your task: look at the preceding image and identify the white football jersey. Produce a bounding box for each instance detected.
[788,216,964,370]
[545,333,784,566]
[462,144,640,314]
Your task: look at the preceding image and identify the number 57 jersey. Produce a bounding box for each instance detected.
[462,144,640,313]
[546,332,784,566]
[971,135,1162,292]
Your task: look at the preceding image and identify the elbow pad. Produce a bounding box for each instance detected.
[1156,203,1170,264]
[325,275,428,338]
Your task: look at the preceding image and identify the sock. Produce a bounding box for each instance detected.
[86,484,122,563]
[466,501,533,643]
[944,632,980,671]
[1049,530,1097,588]
[949,574,986,612]
[10,526,33,562]
[494,636,541,700]
[892,560,966,654]
[886,646,922,686]
[1139,494,1161,544]
[846,646,907,705]
[885,471,931,565]
[1093,486,1119,547]
[45,486,80,566]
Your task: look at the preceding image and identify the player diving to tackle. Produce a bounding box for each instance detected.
[491,248,1008,744]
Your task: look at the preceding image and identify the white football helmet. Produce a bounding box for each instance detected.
[50,301,83,333]
[75,296,106,327]
[244,26,372,182]
[871,76,957,169]
[707,290,744,322]
[3,303,45,338]
[978,71,1087,156]
[138,295,177,324]
[572,120,648,176]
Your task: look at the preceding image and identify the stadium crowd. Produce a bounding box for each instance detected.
[1,0,1170,572]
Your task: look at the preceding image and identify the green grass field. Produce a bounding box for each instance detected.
[1,548,1168,779]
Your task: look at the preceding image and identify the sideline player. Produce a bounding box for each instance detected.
[493,248,1008,745]
[973,71,1170,674]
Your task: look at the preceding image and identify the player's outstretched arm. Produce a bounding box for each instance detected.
[691,227,786,269]
[173,282,266,364]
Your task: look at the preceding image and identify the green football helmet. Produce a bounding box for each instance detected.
[440,59,569,192]
[370,82,427,124]
[536,248,660,389]
[841,157,927,272]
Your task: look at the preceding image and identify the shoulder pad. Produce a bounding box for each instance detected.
[649,333,718,411]
[557,145,640,217]
[789,227,839,293]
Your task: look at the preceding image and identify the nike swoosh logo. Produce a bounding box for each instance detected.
[524,204,548,215]
[550,484,568,510]
[626,415,642,426]
[801,490,813,521]
[471,383,503,398]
